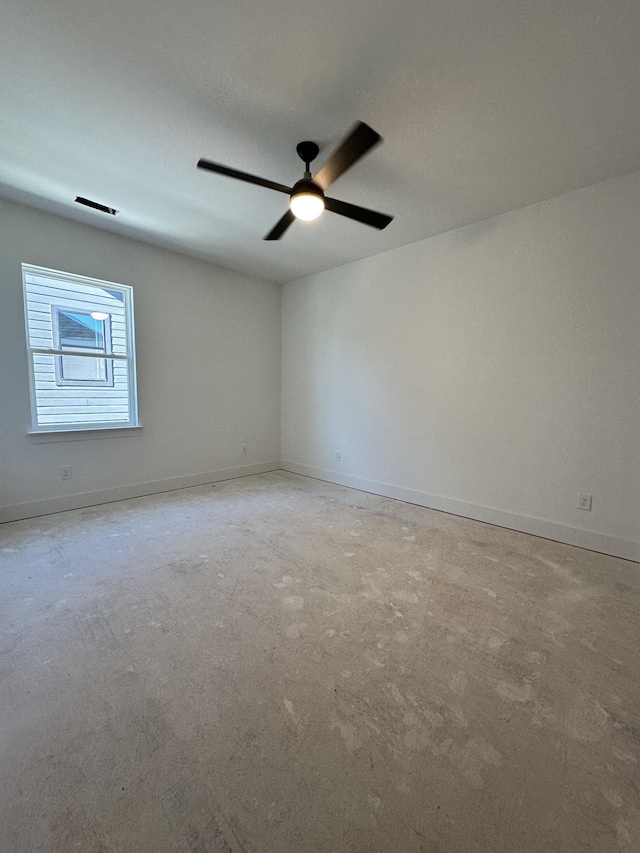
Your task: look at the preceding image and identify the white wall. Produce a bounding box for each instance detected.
[281,172,640,561]
[0,199,281,520]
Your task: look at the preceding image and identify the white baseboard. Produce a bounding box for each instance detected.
[281,462,639,563]
[0,461,281,524]
[3,460,637,563]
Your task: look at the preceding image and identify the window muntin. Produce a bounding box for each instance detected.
[22,265,138,431]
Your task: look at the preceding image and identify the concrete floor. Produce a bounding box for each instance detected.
[1,471,639,852]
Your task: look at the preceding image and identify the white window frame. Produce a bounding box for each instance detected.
[22,264,139,433]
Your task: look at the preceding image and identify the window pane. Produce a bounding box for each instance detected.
[58,311,106,349]
[24,274,129,355]
[31,355,130,426]
[60,354,110,382]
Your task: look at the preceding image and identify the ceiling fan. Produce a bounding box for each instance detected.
[197,121,393,240]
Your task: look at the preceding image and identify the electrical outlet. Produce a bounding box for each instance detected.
[241,444,247,456]
[334,449,342,462]
[577,493,592,511]
[61,466,72,481]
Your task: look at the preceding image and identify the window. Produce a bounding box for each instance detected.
[22,264,138,431]
[53,308,114,386]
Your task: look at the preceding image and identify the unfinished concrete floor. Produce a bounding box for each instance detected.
[1,471,639,852]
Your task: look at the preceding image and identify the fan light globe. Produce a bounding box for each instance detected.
[290,192,324,221]
[90,311,109,320]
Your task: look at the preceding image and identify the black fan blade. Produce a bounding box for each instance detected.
[323,196,393,230]
[264,209,295,240]
[314,122,382,191]
[197,159,291,195]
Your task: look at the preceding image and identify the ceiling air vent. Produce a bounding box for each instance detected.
[75,196,118,215]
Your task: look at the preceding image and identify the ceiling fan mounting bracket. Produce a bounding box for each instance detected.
[296,141,320,168]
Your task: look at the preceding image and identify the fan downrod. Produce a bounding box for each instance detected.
[296,141,320,170]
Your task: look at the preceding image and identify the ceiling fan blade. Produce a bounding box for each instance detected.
[313,122,382,191]
[264,209,295,240]
[323,196,393,230]
[197,159,291,195]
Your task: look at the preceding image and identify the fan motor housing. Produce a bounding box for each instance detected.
[290,178,324,202]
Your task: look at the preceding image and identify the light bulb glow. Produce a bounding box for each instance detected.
[90,311,109,320]
[290,192,324,221]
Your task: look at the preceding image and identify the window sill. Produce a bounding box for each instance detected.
[29,425,142,444]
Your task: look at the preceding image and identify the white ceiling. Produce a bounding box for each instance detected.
[2,0,640,283]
